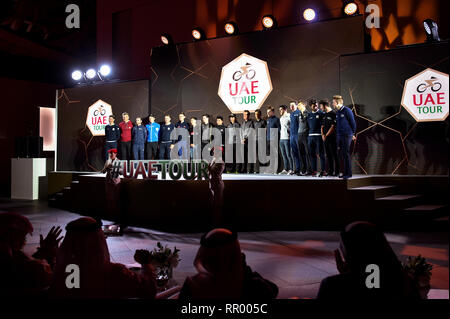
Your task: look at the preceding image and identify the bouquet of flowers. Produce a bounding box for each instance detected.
[402,255,433,299]
[149,242,181,270]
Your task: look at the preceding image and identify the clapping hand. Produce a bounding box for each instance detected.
[38,226,64,262]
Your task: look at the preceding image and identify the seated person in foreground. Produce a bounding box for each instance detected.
[317,221,420,299]
[179,228,278,299]
[50,217,157,298]
[0,212,62,297]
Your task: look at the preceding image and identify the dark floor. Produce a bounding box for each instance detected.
[1,198,448,299]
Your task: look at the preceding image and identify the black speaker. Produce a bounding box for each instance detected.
[15,136,43,158]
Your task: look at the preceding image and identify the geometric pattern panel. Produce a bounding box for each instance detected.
[150,15,365,125]
[341,42,449,175]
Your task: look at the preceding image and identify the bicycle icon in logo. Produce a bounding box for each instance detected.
[416,76,442,93]
[93,107,106,116]
[232,63,256,81]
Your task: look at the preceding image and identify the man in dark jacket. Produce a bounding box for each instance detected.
[159,115,176,160]
[289,101,301,175]
[240,110,254,173]
[266,107,280,174]
[253,110,266,174]
[226,114,241,173]
[201,114,214,159]
[215,116,226,162]
[104,115,120,161]
[306,100,326,177]
[189,117,201,161]
[132,117,147,160]
[297,100,312,176]
[333,95,356,179]
[320,100,339,176]
[175,112,190,160]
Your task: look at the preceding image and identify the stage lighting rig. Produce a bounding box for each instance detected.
[85,68,97,80]
[71,70,83,82]
[70,64,114,84]
[224,22,238,35]
[423,19,441,42]
[192,28,205,41]
[343,1,359,16]
[98,64,112,80]
[303,8,316,22]
[262,15,277,30]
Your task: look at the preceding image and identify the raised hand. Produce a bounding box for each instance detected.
[134,249,151,265]
[34,226,64,266]
[40,226,64,252]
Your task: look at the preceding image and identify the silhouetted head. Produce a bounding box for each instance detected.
[0,212,33,252]
[194,228,243,278]
[340,221,402,278]
[52,217,110,298]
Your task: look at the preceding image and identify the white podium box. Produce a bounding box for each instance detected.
[11,158,47,200]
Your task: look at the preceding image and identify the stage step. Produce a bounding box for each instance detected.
[404,204,446,212]
[346,177,373,188]
[403,204,448,220]
[375,194,423,209]
[350,185,397,199]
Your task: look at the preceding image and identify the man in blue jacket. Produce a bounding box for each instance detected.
[132,117,147,160]
[159,115,176,160]
[332,95,356,179]
[145,114,160,160]
[104,115,121,161]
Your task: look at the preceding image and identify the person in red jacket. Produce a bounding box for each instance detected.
[119,112,133,161]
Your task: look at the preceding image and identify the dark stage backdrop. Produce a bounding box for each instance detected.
[340,42,449,175]
[150,15,365,122]
[56,80,150,171]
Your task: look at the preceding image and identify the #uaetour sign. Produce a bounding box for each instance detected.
[401,68,449,122]
[86,99,113,136]
[218,53,273,113]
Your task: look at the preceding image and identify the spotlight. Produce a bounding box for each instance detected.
[192,28,205,41]
[262,15,277,30]
[303,8,316,21]
[161,33,173,45]
[224,22,238,35]
[71,70,82,81]
[423,19,440,42]
[85,68,97,80]
[99,64,111,77]
[343,2,359,16]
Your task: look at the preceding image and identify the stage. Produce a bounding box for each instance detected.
[49,172,449,232]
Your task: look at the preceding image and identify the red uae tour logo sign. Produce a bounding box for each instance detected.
[218,53,273,114]
[401,68,449,122]
[86,99,113,136]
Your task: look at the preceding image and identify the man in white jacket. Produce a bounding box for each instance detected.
[278,105,293,174]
